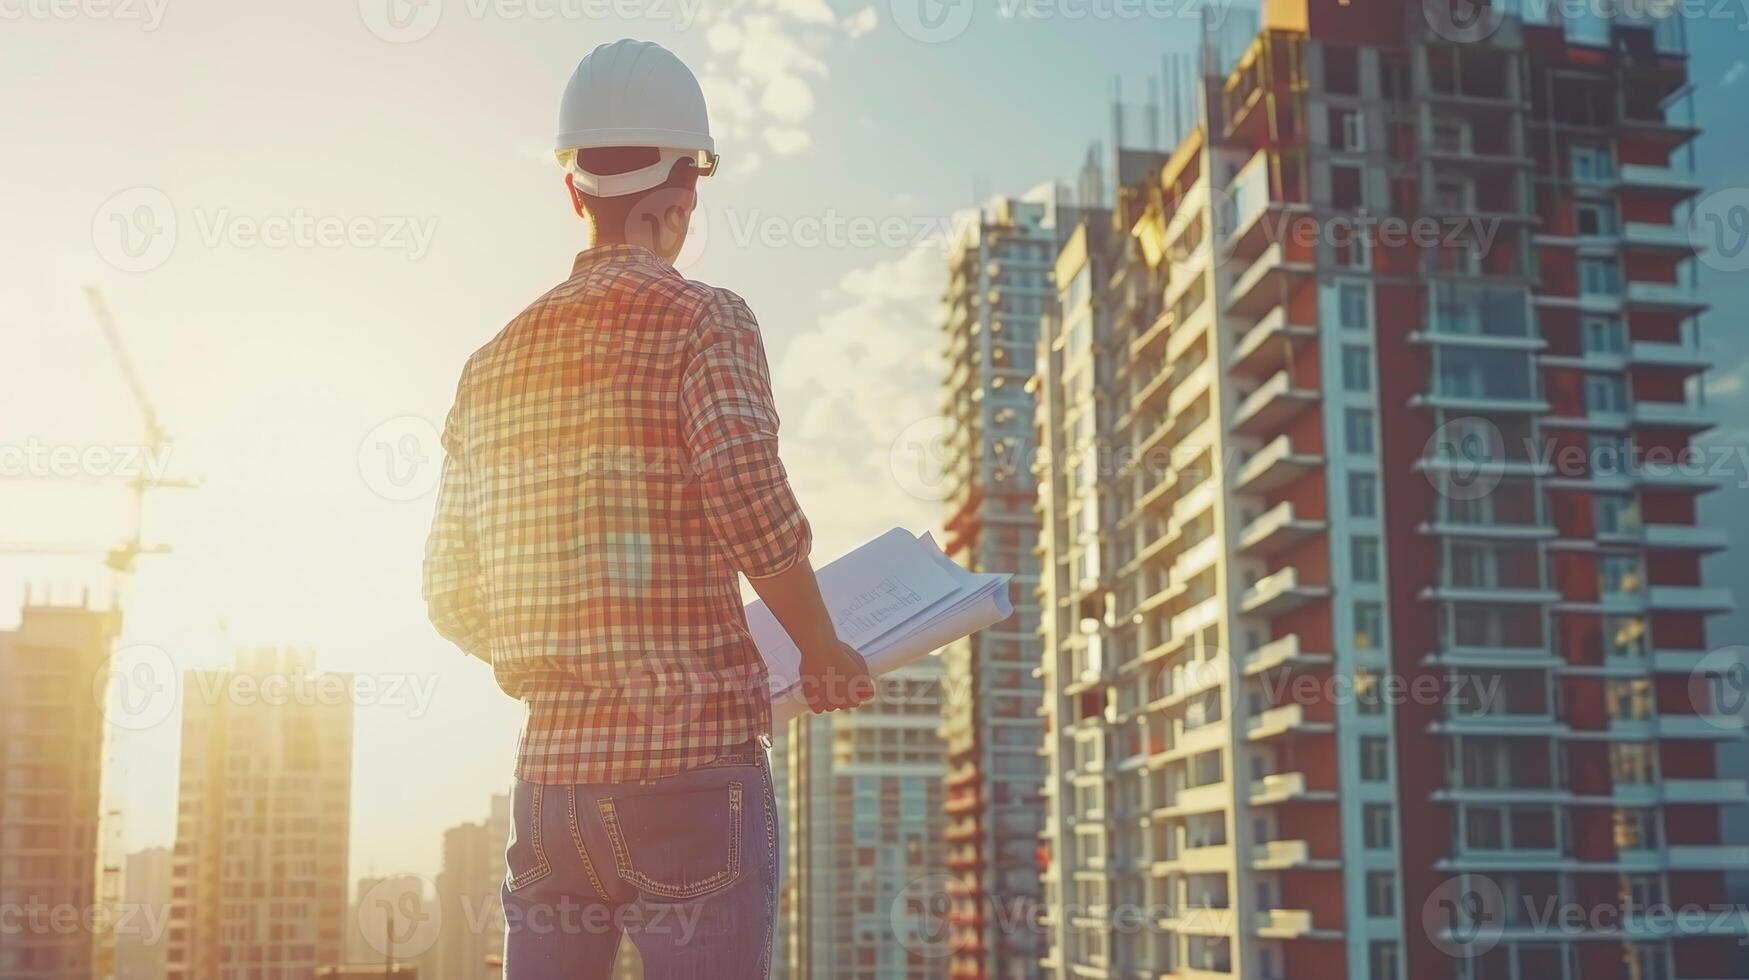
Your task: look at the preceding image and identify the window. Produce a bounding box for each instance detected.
[1603,616,1649,659]
[1352,536,1381,583]
[1349,473,1378,518]
[1366,872,1396,918]
[1431,120,1467,154]
[1356,669,1385,716]
[1599,554,1643,596]
[1614,808,1661,850]
[1330,108,1365,151]
[1364,804,1394,849]
[1607,678,1654,722]
[1342,345,1372,392]
[1361,736,1391,781]
[1335,234,1369,270]
[1433,178,1470,211]
[1325,45,1360,95]
[1611,743,1655,784]
[1369,940,1401,980]
[1355,601,1385,650]
[1579,257,1622,296]
[1332,165,1365,209]
[1572,145,1614,183]
[1595,493,1639,535]
[1583,316,1627,354]
[1576,199,1618,237]
[1345,409,1375,455]
[1338,283,1369,329]
[1585,374,1629,414]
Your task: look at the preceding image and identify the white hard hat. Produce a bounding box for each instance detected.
[556,39,718,197]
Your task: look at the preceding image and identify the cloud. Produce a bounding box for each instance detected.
[844,5,878,37]
[693,0,872,174]
[771,243,950,547]
[1724,60,1747,89]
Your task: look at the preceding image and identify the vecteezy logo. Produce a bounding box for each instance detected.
[891,873,959,958]
[1691,646,1749,731]
[623,188,709,272]
[1690,187,1749,273]
[359,0,443,42]
[91,643,179,731]
[358,415,444,502]
[1422,0,1505,44]
[358,876,442,959]
[1424,416,1505,502]
[888,416,956,502]
[1422,874,1505,958]
[92,187,178,273]
[890,0,974,44]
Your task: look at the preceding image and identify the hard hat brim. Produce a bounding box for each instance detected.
[555,127,715,155]
[561,147,716,198]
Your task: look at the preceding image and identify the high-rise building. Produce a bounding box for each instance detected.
[347,876,433,976]
[433,795,508,980]
[0,598,120,980]
[782,661,946,980]
[118,847,174,980]
[1034,4,1738,978]
[937,186,1075,980]
[166,648,354,980]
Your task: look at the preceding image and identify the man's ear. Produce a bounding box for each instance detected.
[566,173,586,219]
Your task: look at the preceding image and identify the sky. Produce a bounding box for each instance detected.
[3,0,1749,884]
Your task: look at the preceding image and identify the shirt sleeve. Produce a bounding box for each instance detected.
[680,291,813,580]
[422,386,491,661]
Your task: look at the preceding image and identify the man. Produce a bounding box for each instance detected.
[423,38,872,979]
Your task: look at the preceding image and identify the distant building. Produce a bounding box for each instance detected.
[0,598,121,980]
[938,186,1075,980]
[347,875,432,976]
[434,795,508,980]
[782,661,946,979]
[166,648,354,980]
[117,847,173,980]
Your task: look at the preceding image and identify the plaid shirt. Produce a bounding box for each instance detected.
[423,244,811,784]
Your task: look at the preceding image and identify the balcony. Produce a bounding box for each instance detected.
[1246,703,1332,742]
[1663,778,1749,804]
[1228,306,1315,379]
[1250,839,1336,871]
[1624,280,1707,315]
[1665,846,1749,870]
[1240,567,1328,618]
[1631,397,1711,431]
[1234,436,1322,495]
[1642,522,1730,552]
[1618,163,1702,198]
[1236,501,1325,557]
[1621,221,1695,253]
[1232,370,1318,437]
[1243,633,1331,676]
[1253,909,1337,940]
[1157,781,1230,820]
[1224,243,1314,320]
[1629,338,1709,370]
[1647,585,1734,613]
[1248,771,1334,807]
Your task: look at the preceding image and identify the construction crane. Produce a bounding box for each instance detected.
[0,287,195,577]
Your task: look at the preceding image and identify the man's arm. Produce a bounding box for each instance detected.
[422,395,491,663]
[682,292,871,713]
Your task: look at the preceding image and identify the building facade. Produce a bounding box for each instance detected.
[1034,3,1737,978]
[433,795,508,980]
[938,187,1076,980]
[781,662,946,980]
[166,648,354,980]
[0,599,120,980]
[119,847,174,980]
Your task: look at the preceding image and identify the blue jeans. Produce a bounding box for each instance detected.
[500,741,777,980]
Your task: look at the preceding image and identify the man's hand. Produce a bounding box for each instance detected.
[797,639,875,714]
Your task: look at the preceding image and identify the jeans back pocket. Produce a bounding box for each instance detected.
[596,780,743,901]
[505,780,553,893]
